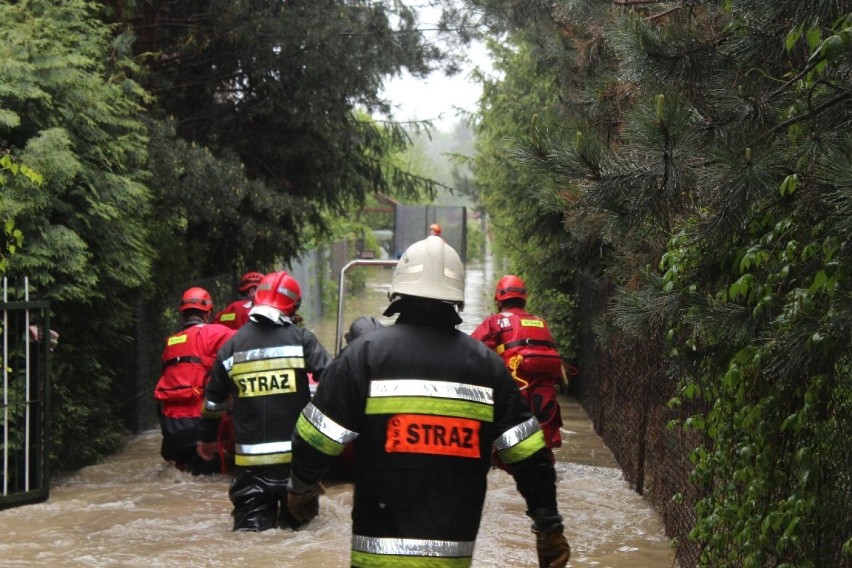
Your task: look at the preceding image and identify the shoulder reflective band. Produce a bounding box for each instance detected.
[493,417,547,464]
[296,402,359,457]
[234,345,305,362]
[219,313,237,322]
[520,318,544,328]
[366,379,494,422]
[351,535,475,567]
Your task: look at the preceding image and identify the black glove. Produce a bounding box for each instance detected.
[535,526,571,568]
[286,474,324,524]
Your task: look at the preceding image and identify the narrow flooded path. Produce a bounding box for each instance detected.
[0,258,678,567]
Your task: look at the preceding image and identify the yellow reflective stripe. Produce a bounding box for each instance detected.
[497,429,546,464]
[302,402,359,444]
[295,414,348,457]
[350,551,471,567]
[235,452,292,466]
[219,313,237,321]
[167,334,188,346]
[231,358,305,374]
[365,397,493,422]
[493,417,540,450]
[520,318,544,327]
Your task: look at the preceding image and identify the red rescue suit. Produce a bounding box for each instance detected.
[471,307,564,449]
[214,299,252,330]
[155,322,236,418]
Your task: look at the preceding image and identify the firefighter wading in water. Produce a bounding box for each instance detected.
[197,271,331,531]
[287,236,571,567]
[154,287,236,475]
[472,274,568,457]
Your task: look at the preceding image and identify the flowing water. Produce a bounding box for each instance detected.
[0,258,678,567]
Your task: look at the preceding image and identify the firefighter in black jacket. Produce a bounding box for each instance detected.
[197,270,331,532]
[287,236,571,567]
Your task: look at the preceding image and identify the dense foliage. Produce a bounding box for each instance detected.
[0,0,153,467]
[467,0,851,565]
[0,0,463,472]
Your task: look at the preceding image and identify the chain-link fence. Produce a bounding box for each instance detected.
[573,272,706,568]
[573,272,852,568]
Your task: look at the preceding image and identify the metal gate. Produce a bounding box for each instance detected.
[0,278,51,510]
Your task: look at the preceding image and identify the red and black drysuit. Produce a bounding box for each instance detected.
[199,314,331,531]
[471,306,565,451]
[290,300,562,567]
[154,319,235,474]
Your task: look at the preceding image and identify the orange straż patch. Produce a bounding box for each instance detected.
[385,414,481,458]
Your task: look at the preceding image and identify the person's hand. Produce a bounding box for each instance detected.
[287,483,324,524]
[196,441,218,461]
[535,527,571,568]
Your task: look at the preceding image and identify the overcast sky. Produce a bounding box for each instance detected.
[379,43,492,130]
[377,7,495,131]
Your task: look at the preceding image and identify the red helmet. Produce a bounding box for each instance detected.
[253,271,301,315]
[180,287,214,312]
[429,223,442,236]
[238,271,264,293]
[495,275,527,303]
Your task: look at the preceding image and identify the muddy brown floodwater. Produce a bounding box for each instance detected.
[0,258,678,567]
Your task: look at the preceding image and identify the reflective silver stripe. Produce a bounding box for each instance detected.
[303,402,359,444]
[398,263,424,274]
[204,399,229,412]
[235,441,292,455]
[352,535,475,557]
[233,345,304,363]
[222,355,234,372]
[369,379,493,405]
[493,417,541,450]
[443,267,463,282]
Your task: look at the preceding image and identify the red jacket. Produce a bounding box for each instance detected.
[154,321,236,418]
[213,299,252,330]
[471,307,563,388]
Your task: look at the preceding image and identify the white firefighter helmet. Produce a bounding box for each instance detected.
[387,236,465,308]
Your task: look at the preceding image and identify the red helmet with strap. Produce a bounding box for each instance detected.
[238,271,264,293]
[253,271,301,315]
[180,287,214,312]
[495,275,527,303]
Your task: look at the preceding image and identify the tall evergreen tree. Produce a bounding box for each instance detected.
[105,0,460,261]
[466,0,852,565]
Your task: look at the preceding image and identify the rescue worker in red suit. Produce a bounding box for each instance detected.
[197,271,331,532]
[154,287,236,475]
[287,237,571,568]
[214,271,264,330]
[471,275,567,455]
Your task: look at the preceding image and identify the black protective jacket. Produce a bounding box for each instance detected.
[201,317,331,468]
[291,301,558,566]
